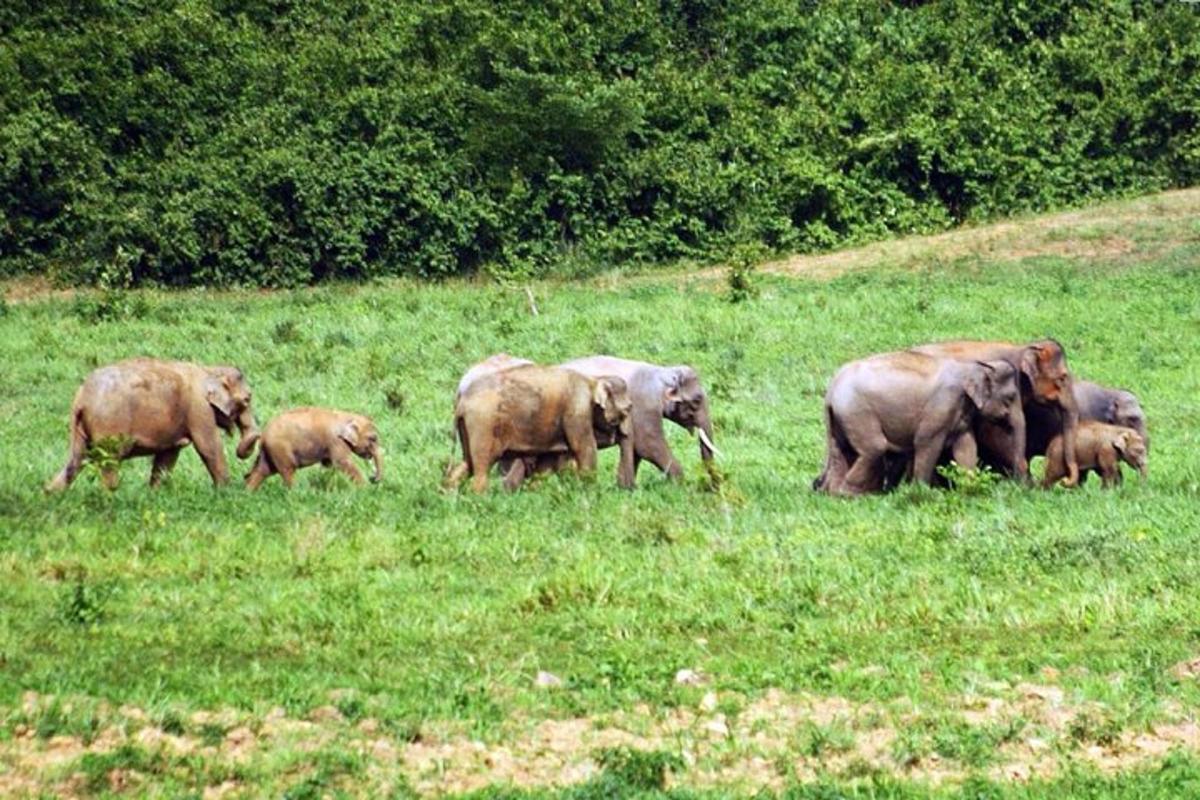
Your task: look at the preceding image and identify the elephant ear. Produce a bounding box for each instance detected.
[1112,430,1131,455]
[591,378,611,410]
[338,419,363,448]
[963,363,994,409]
[204,373,237,417]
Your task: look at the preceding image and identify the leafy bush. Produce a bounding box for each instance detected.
[2,1,1198,286]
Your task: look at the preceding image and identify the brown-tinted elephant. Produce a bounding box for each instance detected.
[1028,379,1147,455]
[1042,421,1147,488]
[449,365,634,493]
[912,340,1079,485]
[816,352,1024,496]
[45,358,259,491]
[245,408,382,489]
[559,356,717,479]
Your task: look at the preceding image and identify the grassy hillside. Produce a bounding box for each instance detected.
[1,193,1199,796]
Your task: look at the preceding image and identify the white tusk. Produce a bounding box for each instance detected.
[697,427,722,458]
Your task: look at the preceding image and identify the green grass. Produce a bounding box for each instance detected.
[1,245,1199,796]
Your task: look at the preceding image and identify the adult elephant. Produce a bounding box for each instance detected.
[560,356,717,480]
[45,358,259,491]
[912,340,1079,485]
[1029,379,1147,455]
[816,351,1024,496]
[450,365,635,492]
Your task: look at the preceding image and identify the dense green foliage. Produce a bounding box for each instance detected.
[2,1,1198,286]
[2,222,1199,793]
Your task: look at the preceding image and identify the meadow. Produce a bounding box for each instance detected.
[1,192,1200,796]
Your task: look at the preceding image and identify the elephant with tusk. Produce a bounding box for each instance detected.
[448,353,718,488]
[45,358,259,491]
[559,356,718,479]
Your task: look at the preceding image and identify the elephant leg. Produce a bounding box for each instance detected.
[191,428,230,486]
[837,421,886,496]
[467,430,498,493]
[444,461,469,488]
[1041,437,1066,488]
[244,452,273,491]
[100,466,121,491]
[637,434,682,479]
[1098,447,1119,488]
[950,432,979,471]
[501,458,528,492]
[564,420,598,476]
[334,456,366,485]
[912,431,950,486]
[149,447,182,487]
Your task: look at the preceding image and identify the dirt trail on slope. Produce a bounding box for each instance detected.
[746,187,1200,280]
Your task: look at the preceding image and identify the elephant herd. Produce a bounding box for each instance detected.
[43,339,1147,496]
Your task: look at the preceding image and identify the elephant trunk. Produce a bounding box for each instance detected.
[235,408,260,460]
[370,446,383,484]
[696,400,718,460]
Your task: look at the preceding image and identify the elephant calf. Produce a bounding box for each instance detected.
[450,365,634,493]
[244,408,382,489]
[1042,421,1146,488]
[46,358,259,491]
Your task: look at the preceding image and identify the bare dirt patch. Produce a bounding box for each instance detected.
[5,679,1200,797]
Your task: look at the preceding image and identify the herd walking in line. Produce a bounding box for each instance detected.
[43,338,1148,497]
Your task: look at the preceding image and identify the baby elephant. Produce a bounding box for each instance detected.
[1042,421,1146,488]
[245,408,382,489]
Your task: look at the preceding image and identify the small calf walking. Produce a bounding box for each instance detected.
[1043,421,1146,488]
[245,408,382,489]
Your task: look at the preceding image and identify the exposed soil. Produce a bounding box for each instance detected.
[6,670,1200,797]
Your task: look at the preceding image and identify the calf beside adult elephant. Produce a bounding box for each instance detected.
[816,351,1024,496]
[912,340,1080,485]
[45,358,259,491]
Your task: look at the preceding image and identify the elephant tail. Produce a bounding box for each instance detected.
[454,413,472,473]
[813,403,850,492]
[46,404,88,492]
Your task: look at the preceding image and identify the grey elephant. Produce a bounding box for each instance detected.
[449,365,634,492]
[816,352,1024,496]
[1027,379,1148,456]
[912,340,1079,485]
[46,358,259,491]
[559,356,718,479]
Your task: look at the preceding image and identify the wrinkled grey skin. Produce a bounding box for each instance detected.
[1027,381,1147,455]
[46,358,259,491]
[815,352,1024,496]
[559,356,715,480]
[912,340,1077,484]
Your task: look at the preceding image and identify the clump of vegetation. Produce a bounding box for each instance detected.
[3,3,1197,285]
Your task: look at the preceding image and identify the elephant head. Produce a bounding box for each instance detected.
[663,366,718,460]
[593,376,636,489]
[339,417,383,483]
[1113,429,1148,479]
[1109,390,1149,453]
[965,360,1028,477]
[204,367,259,459]
[1019,340,1079,485]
